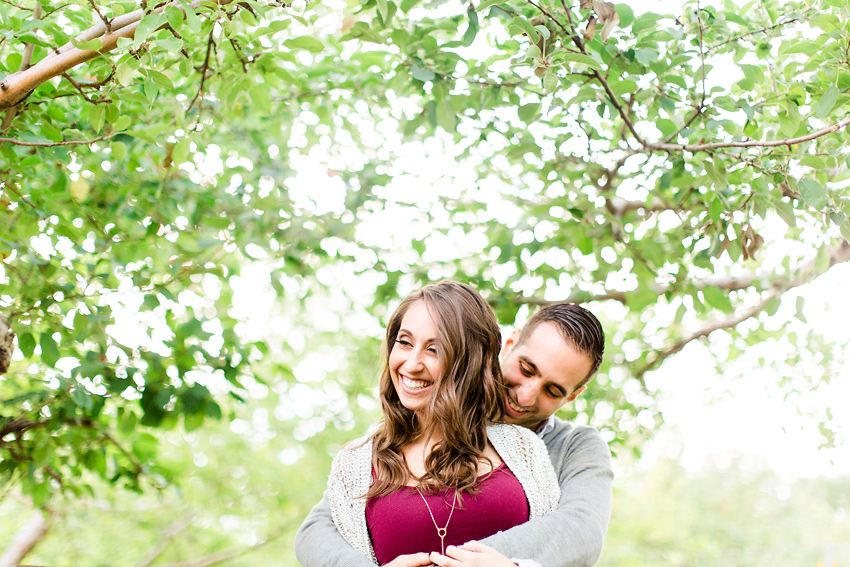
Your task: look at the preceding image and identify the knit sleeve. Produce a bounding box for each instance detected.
[326,437,378,564]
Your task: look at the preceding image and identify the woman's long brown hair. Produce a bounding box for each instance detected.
[367,280,506,497]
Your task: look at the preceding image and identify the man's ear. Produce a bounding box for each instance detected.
[502,329,521,356]
[566,385,586,403]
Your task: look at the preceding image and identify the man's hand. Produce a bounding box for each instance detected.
[429,541,517,567]
[382,552,435,567]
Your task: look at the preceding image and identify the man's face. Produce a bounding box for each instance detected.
[500,322,593,431]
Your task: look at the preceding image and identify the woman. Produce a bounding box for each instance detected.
[326,280,559,566]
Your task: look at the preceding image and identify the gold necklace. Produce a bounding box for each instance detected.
[417,488,458,555]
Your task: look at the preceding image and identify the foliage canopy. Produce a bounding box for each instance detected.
[1,0,849,506]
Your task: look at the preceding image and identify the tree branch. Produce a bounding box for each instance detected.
[520,240,850,306]
[135,514,194,567]
[1,2,42,131]
[187,28,216,115]
[633,290,779,383]
[706,9,815,54]
[0,508,50,567]
[646,115,850,152]
[0,0,235,110]
[154,534,278,567]
[632,240,850,381]
[0,133,117,146]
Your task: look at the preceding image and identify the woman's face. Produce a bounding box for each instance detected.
[389,300,444,417]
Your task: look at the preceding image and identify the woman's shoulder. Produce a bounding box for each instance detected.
[487,422,545,449]
[331,435,373,469]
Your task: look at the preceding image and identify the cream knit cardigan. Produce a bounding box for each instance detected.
[326,423,561,564]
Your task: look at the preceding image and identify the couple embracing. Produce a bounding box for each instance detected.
[296,280,613,567]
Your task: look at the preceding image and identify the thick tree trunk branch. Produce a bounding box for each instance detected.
[1,2,42,131]
[0,509,50,567]
[0,0,233,110]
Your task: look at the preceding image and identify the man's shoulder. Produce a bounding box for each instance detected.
[542,417,609,453]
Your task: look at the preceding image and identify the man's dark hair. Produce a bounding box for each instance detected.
[516,303,605,391]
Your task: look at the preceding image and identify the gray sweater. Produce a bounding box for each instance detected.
[294,418,613,567]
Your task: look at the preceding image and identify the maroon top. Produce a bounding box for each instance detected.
[365,463,530,564]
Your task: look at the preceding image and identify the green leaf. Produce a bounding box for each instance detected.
[559,52,602,71]
[512,16,539,44]
[148,70,173,89]
[779,100,800,138]
[284,36,325,53]
[400,0,422,12]
[377,0,389,22]
[798,179,828,211]
[165,5,184,30]
[702,286,733,313]
[185,7,202,34]
[115,62,138,86]
[156,36,184,52]
[773,199,796,227]
[72,37,103,51]
[841,221,850,244]
[411,64,436,82]
[794,296,807,323]
[517,103,541,123]
[615,4,635,28]
[811,14,841,33]
[477,0,503,11]
[135,13,167,47]
[18,332,36,358]
[635,48,658,66]
[815,85,839,119]
[250,85,272,114]
[39,332,61,367]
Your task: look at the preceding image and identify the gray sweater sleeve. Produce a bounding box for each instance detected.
[294,496,377,567]
[480,420,614,567]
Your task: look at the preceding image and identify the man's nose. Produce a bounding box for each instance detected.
[514,381,538,407]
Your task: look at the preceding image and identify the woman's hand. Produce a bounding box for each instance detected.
[429,541,518,567]
[382,552,435,567]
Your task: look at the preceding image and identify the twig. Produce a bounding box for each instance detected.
[0,133,117,147]
[646,115,850,152]
[633,291,779,383]
[706,9,814,53]
[0,176,37,210]
[86,0,112,32]
[101,430,143,474]
[135,515,195,567]
[155,534,279,567]
[526,0,570,36]
[60,73,112,104]
[521,240,850,307]
[187,28,216,114]
[631,240,850,381]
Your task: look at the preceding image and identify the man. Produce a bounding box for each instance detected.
[295,303,613,567]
